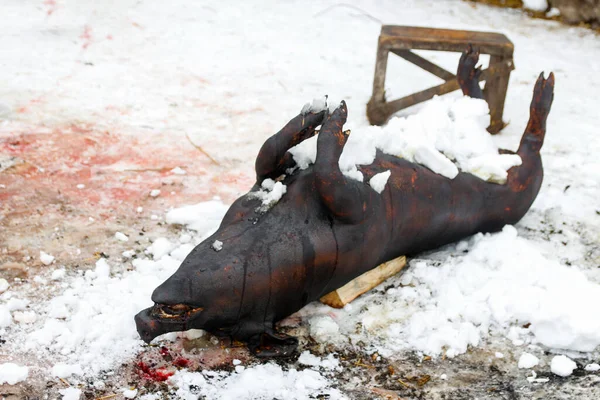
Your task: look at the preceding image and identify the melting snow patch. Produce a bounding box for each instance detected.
[0,363,28,385]
[290,96,520,184]
[551,355,577,377]
[150,189,161,197]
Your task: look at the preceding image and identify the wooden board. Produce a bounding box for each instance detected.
[319,256,407,309]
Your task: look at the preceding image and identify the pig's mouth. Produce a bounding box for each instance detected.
[150,303,204,323]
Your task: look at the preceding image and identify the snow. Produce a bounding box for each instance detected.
[171,167,187,175]
[51,269,66,281]
[369,170,391,194]
[165,200,229,232]
[546,8,561,18]
[1,0,600,397]
[147,238,175,260]
[115,232,129,242]
[302,225,600,358]
[76,184,85,189]
[59,387,82,400]
[518,353,539,369]
[290,96,521,184]
[150,189,161,197]
[585,363,600,372]
[40,251,55,265]
[523,0,548,12]
[298,351,340,371]
[249,178,288,211]
[168,363,345,400]
[13,311,37,324]
[495,352,504,359]
[0,278,9,293]
[123,388,139,399]
[551,355,577,377]
[301,97,329,115]
[0,306,12,328]
[0,363,29,385]
[52,363,83,378]
[211,240,223,252]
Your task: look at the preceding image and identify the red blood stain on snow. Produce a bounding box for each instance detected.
[0,123,253,248]
[136,361,174,382]
[159,346,170,357]
[173,357,190,368]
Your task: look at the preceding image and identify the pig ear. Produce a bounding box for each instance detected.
[255,107,326,181]
[314,101,367,223]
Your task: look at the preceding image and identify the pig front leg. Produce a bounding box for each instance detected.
[255,105,327,182]
[457,44,484,100]
[248,329,298,358]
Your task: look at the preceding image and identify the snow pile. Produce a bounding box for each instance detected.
[0,363,29,385]
[303,225,600,358]
[290,96,522,185]
[169,363,345,400]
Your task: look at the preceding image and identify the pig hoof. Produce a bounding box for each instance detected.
[248,331,298,358]
[457,44,483,98]
[530,72,555,121]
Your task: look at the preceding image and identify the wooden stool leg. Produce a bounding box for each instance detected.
[484,55,512,134]
[367,45,390,125]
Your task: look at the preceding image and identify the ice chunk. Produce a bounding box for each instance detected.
[40,251,55,265]
[518,353,539,369]
[551,355,577,377]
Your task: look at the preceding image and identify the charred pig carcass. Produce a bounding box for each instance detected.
[135,47,554,356]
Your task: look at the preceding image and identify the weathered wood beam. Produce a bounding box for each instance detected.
[391,49,456,81]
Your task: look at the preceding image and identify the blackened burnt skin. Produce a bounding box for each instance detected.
[135,46,554,357]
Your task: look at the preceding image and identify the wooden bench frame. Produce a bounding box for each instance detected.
[366,26,515,134]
